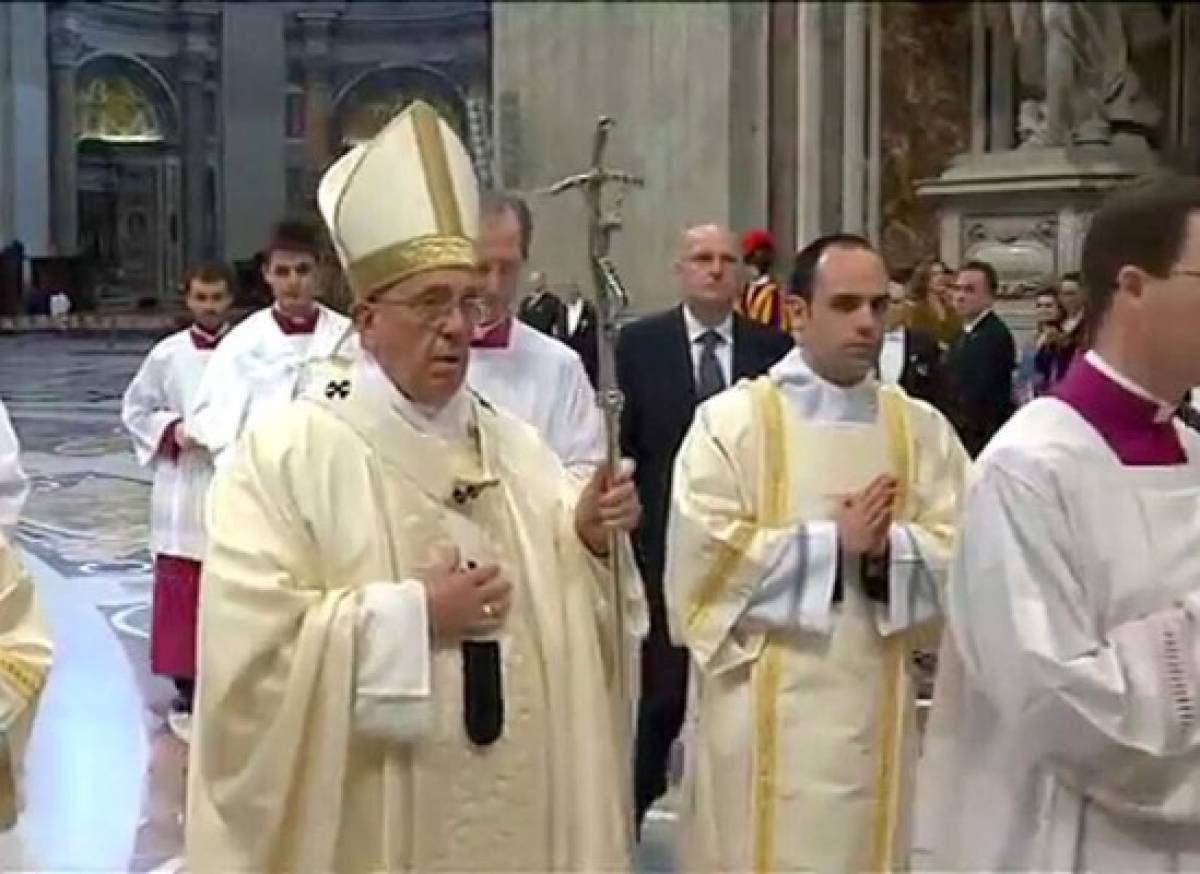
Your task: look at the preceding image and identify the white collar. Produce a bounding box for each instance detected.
[964,308,993,333]
[360,352,473,442]
[682,305,734,345]
[1062,312,1084,334]
[769,347,879,424]
[1084,350,1177,424]
[883,327,905,342]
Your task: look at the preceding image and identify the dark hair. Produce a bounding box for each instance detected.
[958,259,998,296]
[788,233,874,301]
[1081,175,1200,330]
[263,218,322,262]
[181,261,234,295]
[481,191,533,259]
[1059,270,1081,285]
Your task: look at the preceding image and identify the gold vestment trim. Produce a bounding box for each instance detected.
[748,378,788,874]
[870,386,914,872]
[347,234,477,300]
[412,103,463,238]
[0,652,46,709]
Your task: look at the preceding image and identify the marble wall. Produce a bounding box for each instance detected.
[878,2,971,271]
[492,1,770,315]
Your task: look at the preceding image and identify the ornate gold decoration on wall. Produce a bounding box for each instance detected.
[76,76,165,144]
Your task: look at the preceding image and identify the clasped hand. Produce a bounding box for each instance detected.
[835,474,897,558]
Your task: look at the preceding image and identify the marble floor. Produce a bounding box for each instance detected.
[0,332,678,873]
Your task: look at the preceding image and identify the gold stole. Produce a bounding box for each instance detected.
[746,379,915,874]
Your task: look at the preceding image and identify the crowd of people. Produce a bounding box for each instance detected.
[1,100,1200,872]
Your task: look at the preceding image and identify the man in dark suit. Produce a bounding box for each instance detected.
[617,223,792,833]
[562,282,599,388]
[516,270,566,337]
[879,280,947,410]
[945,259,1017,456]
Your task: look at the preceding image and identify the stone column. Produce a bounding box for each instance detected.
[794,0,823,245]
[221,3,286,262]
[180,14,210,264]
[299,12,335,202]
[0,2,12,245]
[48,16,81,256]
[464,79,494,190]
[866,1,883,244]
[841,2,867,234]
[970,3,986,152]
[988,11,1015,150]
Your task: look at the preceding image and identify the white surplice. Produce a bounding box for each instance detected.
[0,400,28,534]
[666,350,970,873]
[121,329,218,559]
[922,396,1200,871]
[188,304,355,466]
[468,318,604,475]
[186,352,645,872]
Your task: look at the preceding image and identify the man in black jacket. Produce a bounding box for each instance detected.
[945,259,1017,456]
[617,223,792,833]
[562,282,599,388]
[516,270,566,337]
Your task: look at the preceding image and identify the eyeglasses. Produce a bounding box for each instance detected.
[1171,270,1200,281]
[371,289,488,327]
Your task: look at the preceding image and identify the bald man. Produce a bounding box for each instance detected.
[616,223,792,831]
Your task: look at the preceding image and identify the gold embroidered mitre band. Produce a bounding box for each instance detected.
[317,101,479,300]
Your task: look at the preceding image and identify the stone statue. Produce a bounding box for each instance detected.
[1013,2,1163,148]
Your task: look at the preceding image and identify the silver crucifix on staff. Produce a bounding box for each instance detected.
[539,116,644,734]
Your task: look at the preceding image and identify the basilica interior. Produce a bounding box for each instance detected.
[1,2,1200,872]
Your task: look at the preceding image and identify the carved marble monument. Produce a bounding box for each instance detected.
[919,1,1178,324]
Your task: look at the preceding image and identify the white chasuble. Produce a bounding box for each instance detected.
[186,356,645,873]
[0,400,27,535]
[665,352,970,873]
[0,535,52,831]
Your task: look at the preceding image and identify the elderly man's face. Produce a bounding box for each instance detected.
[675,225,740,314]
[354,267,486,407]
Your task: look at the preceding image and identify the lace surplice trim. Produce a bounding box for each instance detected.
[1161,622,1197,733]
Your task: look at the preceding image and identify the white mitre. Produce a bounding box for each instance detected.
[317,100,479,300]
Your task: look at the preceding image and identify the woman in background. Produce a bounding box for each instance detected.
[906,258,962,349]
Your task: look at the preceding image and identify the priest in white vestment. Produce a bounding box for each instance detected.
[666,234,970,873]
[468,193,604,476]
[189,220,356,467]
[923,177,1200,871]
[121,263,232,736]
[186,101,646,873]
[0,400,28,537]
[0,535,52,833]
